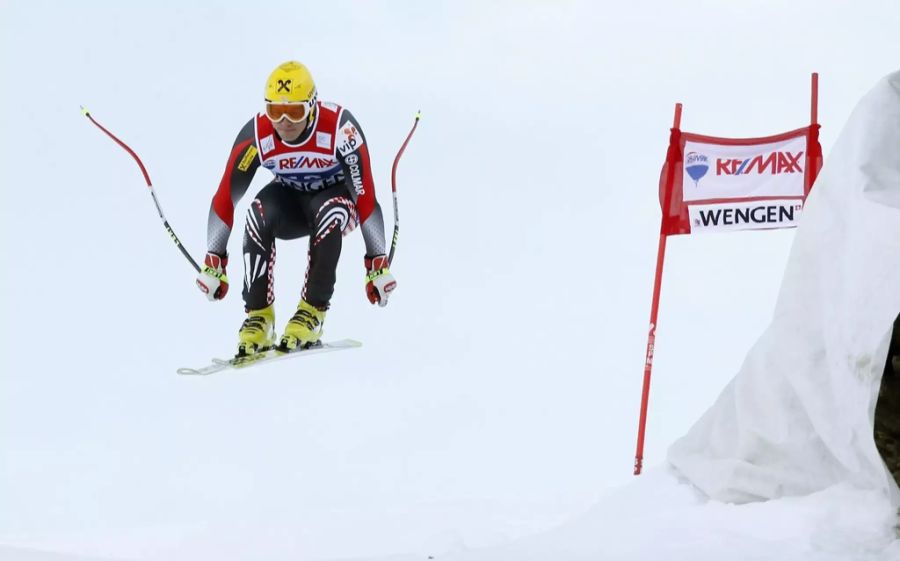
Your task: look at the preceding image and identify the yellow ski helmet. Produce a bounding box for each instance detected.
[264,61,316,104]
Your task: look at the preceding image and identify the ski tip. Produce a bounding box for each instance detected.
[332,339,363,348]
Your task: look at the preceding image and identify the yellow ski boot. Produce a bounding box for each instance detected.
[237,304,275,357]
[279,299,326,352]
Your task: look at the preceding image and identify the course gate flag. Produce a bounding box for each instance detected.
[659,98,822,235]
[633,74,824,475]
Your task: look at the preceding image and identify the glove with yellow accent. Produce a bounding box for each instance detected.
[196,252,229,301]
[364,254,396,307]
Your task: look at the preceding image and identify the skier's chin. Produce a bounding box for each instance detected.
[274,121,306,142]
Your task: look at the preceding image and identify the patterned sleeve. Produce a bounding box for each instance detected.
[207,118,260,256]
[336,109,386,256]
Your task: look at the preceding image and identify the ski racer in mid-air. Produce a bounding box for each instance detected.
[195,60,396,357]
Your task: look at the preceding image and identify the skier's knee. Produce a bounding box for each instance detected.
[244,199,269,250]
[313,196,358,246]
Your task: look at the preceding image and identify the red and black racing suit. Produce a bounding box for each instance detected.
[206,101,385,311]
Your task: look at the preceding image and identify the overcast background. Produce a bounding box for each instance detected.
[1,1,898,559]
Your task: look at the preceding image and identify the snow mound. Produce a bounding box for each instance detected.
[668,70,900,503]
[394,470,900,561]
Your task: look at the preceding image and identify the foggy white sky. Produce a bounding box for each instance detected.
[1,1,898,559]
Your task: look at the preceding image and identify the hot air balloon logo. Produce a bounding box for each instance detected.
[685,151,709,187]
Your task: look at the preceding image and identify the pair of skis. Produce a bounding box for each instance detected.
[177,339,362,376]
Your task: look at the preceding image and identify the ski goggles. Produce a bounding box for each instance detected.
[265,99,314,123]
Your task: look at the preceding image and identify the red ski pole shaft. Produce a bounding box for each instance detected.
[388,111,421,267]
[81,106,200,273]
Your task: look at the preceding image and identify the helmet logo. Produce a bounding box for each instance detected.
[277,79,292,93]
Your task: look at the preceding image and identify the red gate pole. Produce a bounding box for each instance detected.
[634,103,682,475]
[810,72,818,126]
[805,73,822,195]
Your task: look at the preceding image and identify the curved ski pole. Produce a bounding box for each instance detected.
[81,106,201,273]
[388,111,421,267]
